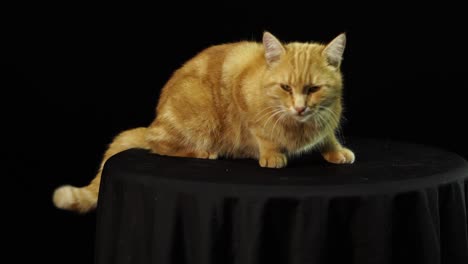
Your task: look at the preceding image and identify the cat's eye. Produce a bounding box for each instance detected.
[305,85,321,94]
[280,84,292,92]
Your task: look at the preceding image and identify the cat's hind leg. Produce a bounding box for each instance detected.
[149,141,218,159]
[146,122,218,159]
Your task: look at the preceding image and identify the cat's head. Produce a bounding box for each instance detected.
[261,32,346,124]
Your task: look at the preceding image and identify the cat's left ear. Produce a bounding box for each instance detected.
[263,31,285,66]
[323,33,346,68]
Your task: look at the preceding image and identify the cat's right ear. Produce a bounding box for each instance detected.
[323,33,346,68]
[263,32,285,66]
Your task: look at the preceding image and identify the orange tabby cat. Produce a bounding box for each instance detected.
[53,32,355,213]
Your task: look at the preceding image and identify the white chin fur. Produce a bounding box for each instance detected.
[293,115,311,122]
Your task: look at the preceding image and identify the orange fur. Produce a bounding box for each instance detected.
[53,32,355,213]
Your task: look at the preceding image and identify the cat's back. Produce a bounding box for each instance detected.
[174,41,263,80]
[156,40,263,112]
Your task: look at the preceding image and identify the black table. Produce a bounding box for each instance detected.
[95,138,468,264]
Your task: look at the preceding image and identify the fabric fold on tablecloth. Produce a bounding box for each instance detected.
[95,175,468,264]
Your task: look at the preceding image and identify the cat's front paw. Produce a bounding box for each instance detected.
[322,148,355,164]
[197,151,218,160]
[259,153,288,168]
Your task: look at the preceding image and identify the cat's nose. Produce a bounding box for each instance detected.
[295,106,306,115]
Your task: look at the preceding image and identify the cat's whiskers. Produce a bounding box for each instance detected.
[318,112,336,135]
[319,106,339,125]
[312,117,317,128]
[255,109,282,125]
[255,105,278,117]
[313,115,320,129]
[314,114,323,129]
[254,106,281,122]
[271,111,289,139]
[310,108,323,129]
[320,106,344,138]
[263,108,287,130]
[315,111,330,132]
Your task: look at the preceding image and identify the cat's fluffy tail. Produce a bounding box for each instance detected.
[52,127,149,213]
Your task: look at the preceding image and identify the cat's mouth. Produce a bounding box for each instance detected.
[288,107,312,121]
[292,112,312,122]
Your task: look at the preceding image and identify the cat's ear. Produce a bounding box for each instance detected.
[263,31,285,66]
[323,33,346,68]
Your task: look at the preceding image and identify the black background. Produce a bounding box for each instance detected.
[3,3,467,263]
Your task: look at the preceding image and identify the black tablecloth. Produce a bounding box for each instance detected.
[95,138,468,264]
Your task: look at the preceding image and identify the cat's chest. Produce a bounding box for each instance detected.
[278,126,324,152]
